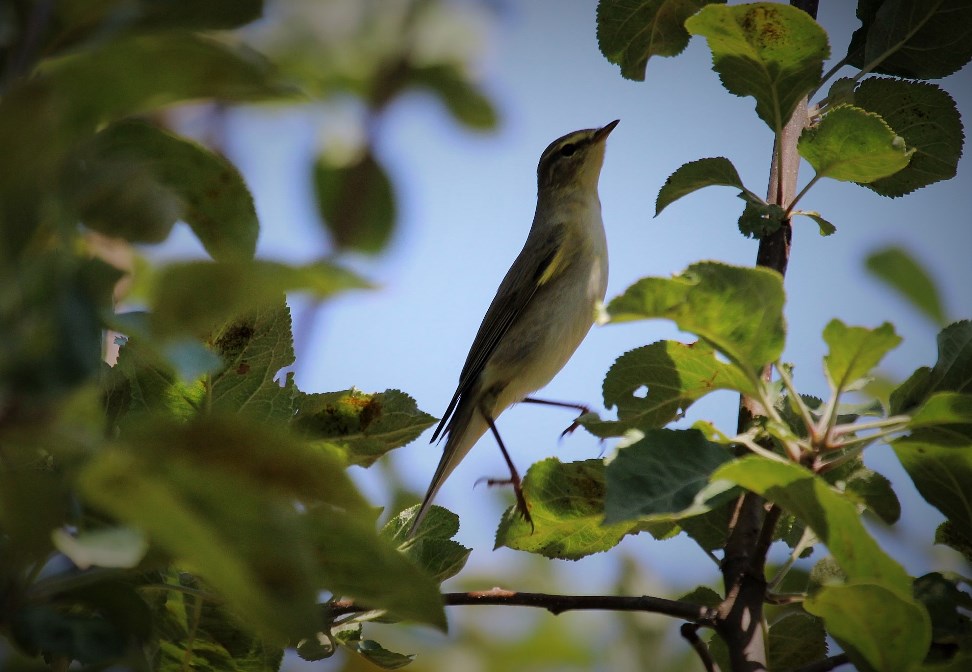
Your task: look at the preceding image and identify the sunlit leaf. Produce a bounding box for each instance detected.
[384,506,471,584]
[866,247,947,326]
[822,320,901,395]
[685,3,829,131]
[891,321,972,414]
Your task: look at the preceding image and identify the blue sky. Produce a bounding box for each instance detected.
[166,1,972,593]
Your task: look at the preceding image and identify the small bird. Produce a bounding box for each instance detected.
[409,120,618,537]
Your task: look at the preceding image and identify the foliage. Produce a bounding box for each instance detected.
[0,0,970,671]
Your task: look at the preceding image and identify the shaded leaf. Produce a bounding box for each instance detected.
[936,521,972,564]
[799,105,914,183]
[913,573,972,649]
[909,392,972,428]
[846,0,972,79]
[894,427,972,546]
[597,0,724,81]
[607,262,785,372]
[604,429,734,524]
[294,389,436,467]
[768,613,828,671]
[655,156,746,215]
[867,246,947,326]
[495,459,639,560]
[314,149,396,254]
[737,199,785,238]
[408,64,498,130]
[805,583,931,672]
[854,78,965,197]
[67,120,258,261]
[685,3,829,131]
[383,506,471,584]
[891,321,972,414]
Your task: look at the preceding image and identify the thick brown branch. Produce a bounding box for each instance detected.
[328,589,717,623]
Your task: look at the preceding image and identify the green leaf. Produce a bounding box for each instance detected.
[684,3,829,132]
[805,583,931,672]
[337,630,415,670]
[768,613,828,671]
[936,521,972,564]
[913,573,972,650]
[894,427,972,545]
[39,34,290,127]
[314,149,396,254]
[582,340,757,438]
[891,321,972,414]
[713,457,911,591]
[822,320,901,395]
[604,429,733,524]
[495,459,639,560]
[854,78,965,197]
[655,157,746,216]
[799,105,914,183]
[130,0,264,32]
[829,460,901,525]
[11,605,126,665]
[846,0,972,79]
[866,246,947,326]
[910,393,972,427]
[792,210,837,236]
[151,259,369,336]
[607,262,786,372]
[408,64,499,130]
[678,585,723,608]
[596,0,724,81]
[737,200,785,238]
[67,120,258,261]
[294,389,436,467]
[677,502,732,552]
[383,506,471,584]
[206,302,298,423]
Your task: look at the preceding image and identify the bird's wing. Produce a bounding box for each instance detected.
[431,222,570,443]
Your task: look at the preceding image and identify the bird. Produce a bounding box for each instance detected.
[408,120,618,537]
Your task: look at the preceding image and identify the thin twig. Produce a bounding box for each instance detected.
[681,623,720,672]
[329,589,717,623]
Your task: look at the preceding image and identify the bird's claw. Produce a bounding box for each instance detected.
[475,475,534,532]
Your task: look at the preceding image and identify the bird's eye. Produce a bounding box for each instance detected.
[559,143,577,157]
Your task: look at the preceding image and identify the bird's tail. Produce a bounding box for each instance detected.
[407,397,489,538]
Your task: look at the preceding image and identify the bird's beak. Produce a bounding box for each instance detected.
[593,119,620,142]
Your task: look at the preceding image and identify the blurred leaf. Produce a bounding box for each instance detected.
[894,426,972,546]
[597,0,726,81]
[334,624,415,669]
[608,262,786,372]
[913,573,972,651]
[677,502,732,552]
[11,605,127,665]
[67,120,258,261]
[822,320,901,395]
[866,246,947,326]
[854,78,964,197]
[805,583,931,672]
[294,389,436,467]
[936,521,972,564]
[846,0,972,79]
[827,459,901,525]
[151,259,369,336]
[383,506,470,584]
[768,613,828,671]
[603,429,734,524]
[51,527,148,570]
[714,457,911,591]
[38,34,290,127]
[582,340,757,438]
[655,156,746,216]
[314,149,396,254]
[737,200,786,238]
[685,3,829,132]
[891,321,972,414]
[678,585,723,608]
[409,64,498,130]
[495,459,639,560]
[799,105,914,183]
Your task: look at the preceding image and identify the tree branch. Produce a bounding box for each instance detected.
[682,622,721,672]
[328,588,717,623]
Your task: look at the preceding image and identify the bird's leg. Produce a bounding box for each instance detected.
[482,412,534,531]
[521,397,592,437]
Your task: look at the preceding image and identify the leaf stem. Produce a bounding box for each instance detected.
[768,525,815,591]
[830,414,910,436]
[785,174,821,217]
[807,55,849,102]
[775,362,817,440]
